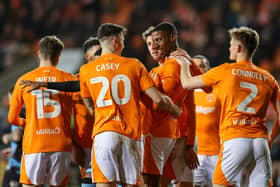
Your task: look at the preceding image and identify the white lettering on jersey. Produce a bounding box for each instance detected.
[232,69,267,81]
[96,63,120,72]
[36,127,61,135]
[196,106,216,114]
[232,118,257,125]
[36,76,56,82]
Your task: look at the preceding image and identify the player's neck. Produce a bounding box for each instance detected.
[236,53,252,63]
[39,60,57,67]
[101,49,121,56]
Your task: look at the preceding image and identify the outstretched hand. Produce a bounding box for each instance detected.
[19,80,47,93]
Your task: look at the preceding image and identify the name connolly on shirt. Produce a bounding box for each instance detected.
[232,69,267,81]
[36,127,61,135]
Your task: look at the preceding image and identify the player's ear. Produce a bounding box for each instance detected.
[237,45,242,53]
[170,34,176,42]
[54,55,60,66]
[112,36,119,48]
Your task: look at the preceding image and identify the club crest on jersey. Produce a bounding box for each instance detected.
[206,94,214,102]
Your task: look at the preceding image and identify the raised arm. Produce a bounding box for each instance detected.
[178,57,206,90]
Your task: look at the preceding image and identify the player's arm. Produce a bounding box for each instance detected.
[144,86,182,118]
[20,80,80,92]
[8,83,26,127]
[179,58,206,90]
[268,99,280,146]
[169,49,208,90]
[2,128,23,144]
[83,97,94,116]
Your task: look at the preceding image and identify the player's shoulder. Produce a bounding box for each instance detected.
[253,65,278,84]
[17,67,41,81]
[164,58,180,67]
[122,56,143,65]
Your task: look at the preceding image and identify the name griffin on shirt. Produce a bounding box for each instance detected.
[96,63,120,72]
[232,69,267,81]
[36,76,56,82]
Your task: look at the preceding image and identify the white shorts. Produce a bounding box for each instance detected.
[20,152,71,186]
[92,131,141,185]
[213,138,272,187]
[193,154,218,186]
[141,134,176,175]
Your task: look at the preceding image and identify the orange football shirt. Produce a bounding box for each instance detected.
[72,74,93,148]
[79,53,154,140]
[194,89,220,155]
[8,66,77,153]
[201,60,280,141]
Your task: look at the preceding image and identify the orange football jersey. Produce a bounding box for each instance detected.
[148,58,187,139]
[79,54,154,140]
[194,89,220,155]
[72,74,93,148]
[201,60,280,141]
[8,66,78,153]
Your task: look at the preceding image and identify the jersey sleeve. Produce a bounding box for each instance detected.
[138,62,154,92]
[201,64,226,87]
[79,66,91,98]
[8,79,26,127]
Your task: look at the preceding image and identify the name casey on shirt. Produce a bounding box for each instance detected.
[96,63,120,72]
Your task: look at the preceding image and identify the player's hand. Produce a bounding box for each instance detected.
[2,134,10,144]
[19,80,47,93]
[169,48,190,59]
[184,146,199,170]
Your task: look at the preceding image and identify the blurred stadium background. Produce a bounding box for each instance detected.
[0,0,279,186]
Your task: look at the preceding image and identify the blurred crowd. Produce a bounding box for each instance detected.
[0,0,280,75]
[0,0,280,186]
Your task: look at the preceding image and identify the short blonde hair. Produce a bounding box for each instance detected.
[229,26,259,57]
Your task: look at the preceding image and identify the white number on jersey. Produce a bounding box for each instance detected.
[237,81,257,114]
[90,74,131,107]
[32,89,61,119]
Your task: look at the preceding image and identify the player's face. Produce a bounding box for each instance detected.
[151,31,172,62]
[193,58,209,73]
[146,35,160,61]
[229,38,240,61]
[85,45,101,61]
